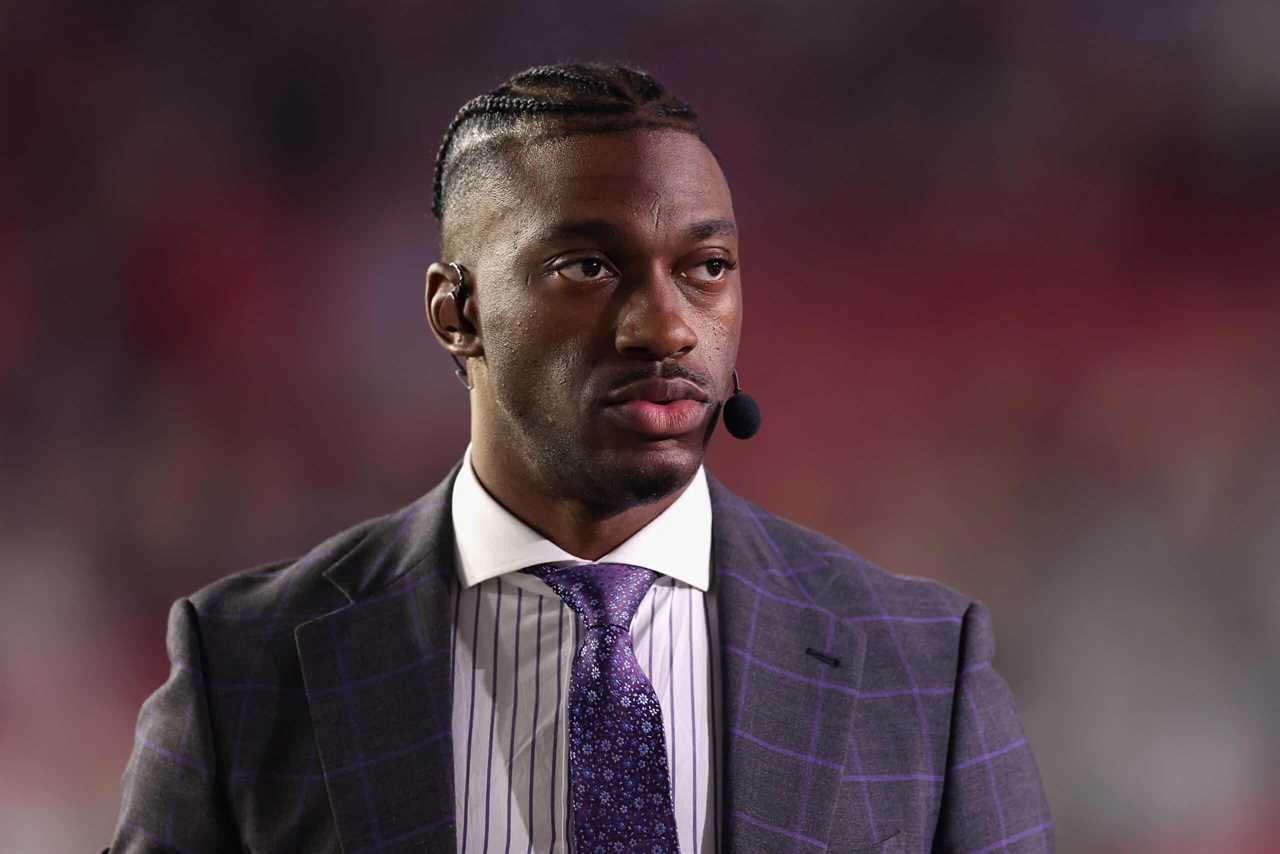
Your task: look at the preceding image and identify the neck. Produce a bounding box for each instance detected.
[468,441,690,561]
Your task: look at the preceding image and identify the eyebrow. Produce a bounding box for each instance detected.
[685,218,737,241]
[539,217,737,244]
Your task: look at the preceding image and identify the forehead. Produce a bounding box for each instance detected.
[510,128,734,235]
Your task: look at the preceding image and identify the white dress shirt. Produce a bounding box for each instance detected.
[450,444,721,853]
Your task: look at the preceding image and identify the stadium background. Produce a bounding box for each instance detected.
[3,2,1278,850]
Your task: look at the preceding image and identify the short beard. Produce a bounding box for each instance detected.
[585,454,689,515]
[530,430,698,519]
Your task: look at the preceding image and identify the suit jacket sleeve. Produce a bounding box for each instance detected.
[107,598,241,852]
[933,602,1054,852]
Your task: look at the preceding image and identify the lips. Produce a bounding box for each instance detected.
[600,377,710,438]
[601,377,709,406]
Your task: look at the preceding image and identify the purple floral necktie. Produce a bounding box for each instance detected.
[523,561,681,854]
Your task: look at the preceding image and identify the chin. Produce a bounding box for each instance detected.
[618,449,693,501]
[515,403,713,515]
[581,440,701,514]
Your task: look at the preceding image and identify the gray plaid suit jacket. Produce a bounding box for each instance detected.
[108,461,1053,853]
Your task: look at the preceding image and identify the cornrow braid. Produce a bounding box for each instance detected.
[431,62,705,222]
[509,65,629,100]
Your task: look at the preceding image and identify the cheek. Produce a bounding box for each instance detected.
[697,292,743,366]
[484,310,589,405]
[484,288,604,398]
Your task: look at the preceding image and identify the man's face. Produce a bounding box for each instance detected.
[464,128,742,513]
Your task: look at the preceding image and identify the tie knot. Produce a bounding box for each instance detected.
[523,562,658,630]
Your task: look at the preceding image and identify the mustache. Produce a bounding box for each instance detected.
[600,363,716,397]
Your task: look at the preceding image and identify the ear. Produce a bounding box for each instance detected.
[425,261,484,361]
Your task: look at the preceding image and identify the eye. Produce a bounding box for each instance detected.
[685,257,737,285]
[556,257,615,284]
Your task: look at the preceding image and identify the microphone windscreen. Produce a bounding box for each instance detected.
[723,392,761,439]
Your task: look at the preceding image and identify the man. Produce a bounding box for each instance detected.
[109,63,1053,853]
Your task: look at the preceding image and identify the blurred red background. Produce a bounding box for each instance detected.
[3,2,1279,851]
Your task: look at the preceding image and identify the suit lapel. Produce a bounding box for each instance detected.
[295,465,462,854]
[710,475,868,851]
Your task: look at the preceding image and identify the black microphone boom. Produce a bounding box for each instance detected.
[723,369,761,439]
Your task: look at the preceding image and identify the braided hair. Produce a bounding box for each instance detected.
[431,62,706,225]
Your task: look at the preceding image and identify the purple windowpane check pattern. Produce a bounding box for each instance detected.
[524,562,681,854]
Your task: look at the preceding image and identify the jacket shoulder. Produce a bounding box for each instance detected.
[186,514,384,624]
[721,482,973,621]
[185,454,461,621]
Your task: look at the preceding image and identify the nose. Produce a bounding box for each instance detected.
[614,266,698,360]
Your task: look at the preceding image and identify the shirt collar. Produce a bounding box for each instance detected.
[451,443,711,592]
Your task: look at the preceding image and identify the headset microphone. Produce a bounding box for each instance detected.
[722,368,761,439]
[447,262,474,390]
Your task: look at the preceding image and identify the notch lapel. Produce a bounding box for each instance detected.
[295,467,462,854]
[710,476,868,852]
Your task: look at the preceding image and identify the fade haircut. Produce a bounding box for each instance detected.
[430,62,709,233]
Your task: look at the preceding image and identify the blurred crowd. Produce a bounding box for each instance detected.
[2,1,1278,850]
